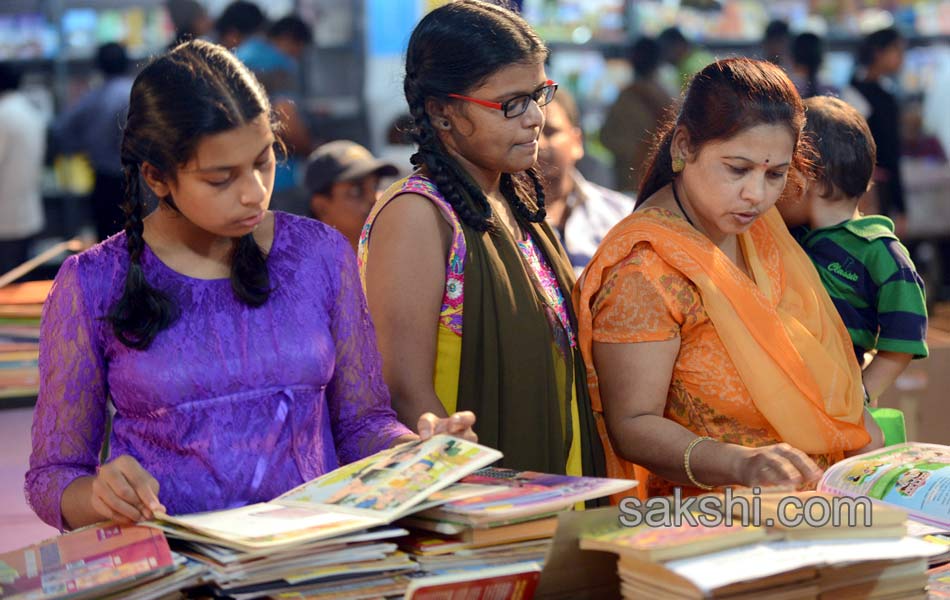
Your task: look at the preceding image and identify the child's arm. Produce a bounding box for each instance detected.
[862,350,913,406]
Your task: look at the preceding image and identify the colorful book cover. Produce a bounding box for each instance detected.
[149,435,502,550]
[419,467,636,526]
[928,561,950,598]
[0,523,174,600]
[403,562,541,600]
[580,519,767,562]
[818,442,950,528]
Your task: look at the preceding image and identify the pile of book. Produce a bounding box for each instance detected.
[578,442,950,599]
[1,434,633,599]
[398,468,633,576]
[583,517,941,598]
[0,522,208,600]
[0,280,48,402]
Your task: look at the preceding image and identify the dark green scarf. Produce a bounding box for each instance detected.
[454,179,606,478]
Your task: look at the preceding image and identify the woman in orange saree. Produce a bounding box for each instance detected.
[574,58,883,500]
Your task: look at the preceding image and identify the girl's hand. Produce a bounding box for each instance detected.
[90,455,166,523]
[417,410,477,442]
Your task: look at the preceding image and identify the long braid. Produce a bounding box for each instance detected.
[230,233,270,305]
[405,85,492,231]
[406,86,493,231]
[108,164,178,349]
[500,167,546,225]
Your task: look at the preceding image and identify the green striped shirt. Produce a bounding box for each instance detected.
[794,216,928,362]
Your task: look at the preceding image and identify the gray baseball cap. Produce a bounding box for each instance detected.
[304,140,398,193]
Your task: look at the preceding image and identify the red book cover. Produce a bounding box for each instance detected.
[404,563,542,599]
[0,523,174,599]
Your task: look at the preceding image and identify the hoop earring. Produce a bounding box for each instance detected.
[672,156,685,174]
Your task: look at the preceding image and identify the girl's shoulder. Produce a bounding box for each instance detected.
[49,232,131,319]
[70,232,132,285]
[273,210,350,255]
[269,211,356,291]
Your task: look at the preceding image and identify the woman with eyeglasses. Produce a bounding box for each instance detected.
[359,0,605,477]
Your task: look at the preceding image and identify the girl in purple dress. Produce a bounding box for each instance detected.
[25,40,475,531]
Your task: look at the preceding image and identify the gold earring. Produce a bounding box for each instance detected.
[672,156,685,173]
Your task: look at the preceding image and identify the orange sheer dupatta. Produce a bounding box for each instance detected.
[573,206,870,499]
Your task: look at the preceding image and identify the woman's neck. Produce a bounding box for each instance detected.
[444,147,501,196]
[144,205,234,265]
[671,178,728,247]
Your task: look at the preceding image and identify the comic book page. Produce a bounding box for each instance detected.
[150,435,502,550]
[817,442,950,528]
[276,435,502,520]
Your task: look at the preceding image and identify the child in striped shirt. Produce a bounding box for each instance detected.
[779,95,928,406]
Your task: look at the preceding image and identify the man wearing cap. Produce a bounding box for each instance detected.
[305,140,399,251]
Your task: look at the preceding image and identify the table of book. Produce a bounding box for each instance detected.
[4,414,950,599]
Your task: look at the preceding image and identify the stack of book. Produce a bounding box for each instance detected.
[582,518,945,598]
[1,435,636,599]
[146,434,503,598]
[927,561,950,598]
[0,280,48,402]
[398,468,635,574]
[0,522,208,600]
[578,443,950,599]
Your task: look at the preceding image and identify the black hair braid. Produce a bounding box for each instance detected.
[500,167,546,225]
[406,90,493,231]
[107,164,178,349]
[230,233,270,306]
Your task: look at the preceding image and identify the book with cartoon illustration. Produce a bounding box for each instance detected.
[146,435,502,551]
[817,442,950,528]
[415,467,637,527]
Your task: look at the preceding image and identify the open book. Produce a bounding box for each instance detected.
[817,442,950,529]
[146,435,502,551]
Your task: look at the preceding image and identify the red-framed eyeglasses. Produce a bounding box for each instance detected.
[448,80,558,118]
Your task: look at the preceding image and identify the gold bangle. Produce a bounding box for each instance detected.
[684,436,715,490]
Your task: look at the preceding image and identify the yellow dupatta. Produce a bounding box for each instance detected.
[574,206,869,488]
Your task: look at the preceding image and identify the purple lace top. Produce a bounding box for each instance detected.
[25,212,411,530]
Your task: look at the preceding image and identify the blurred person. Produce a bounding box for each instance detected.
[843,27,907,224]
[658,26,714,90]
[790,32,839,98]
[762,19,790,67]
[51,42,133,241]
[538,89,634,274]
[214,0,265,50]
[237,15,313,94]
[166,0,212,48]
[237,15,315,205]
[601,37,674,192]
[304,140,398,250]
[922,47,950,159]
[0,64,45,276]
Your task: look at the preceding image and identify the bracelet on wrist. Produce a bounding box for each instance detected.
[683,436,715,490]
